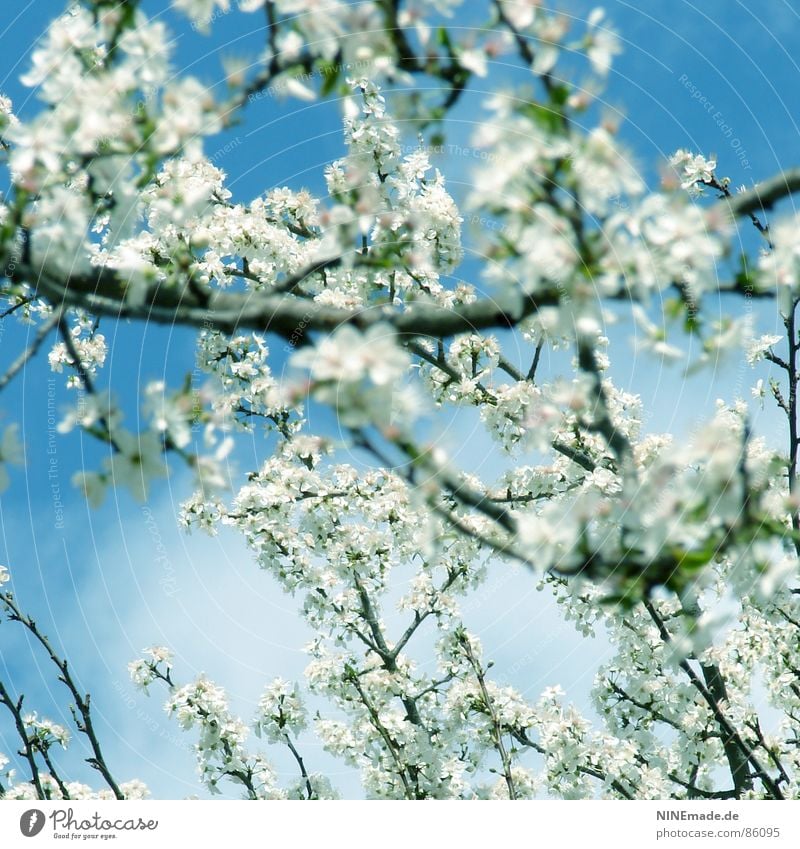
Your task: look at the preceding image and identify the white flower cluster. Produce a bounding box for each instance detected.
[293,324,413,429]
[48,317,107,386]
[2,777,150,801]
[517,403,785,592]
[22,712,70,749]
[669,149,718,191]
[166,675,282,798]
[758,214,800,312]
[4,0,800,803]
[128,646,173,693]
[256,678,308,743]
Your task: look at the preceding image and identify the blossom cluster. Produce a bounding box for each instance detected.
[1,0,800,803]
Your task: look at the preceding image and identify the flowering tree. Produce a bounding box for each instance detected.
[2,0,800,800]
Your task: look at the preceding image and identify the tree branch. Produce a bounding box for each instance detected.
[0,592,124,799]
[0,681,44,798]
[722,167,800,219]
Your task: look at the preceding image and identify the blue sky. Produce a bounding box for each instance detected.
[0,0,798,798]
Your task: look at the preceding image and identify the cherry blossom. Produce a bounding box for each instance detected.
[2,0,800,804]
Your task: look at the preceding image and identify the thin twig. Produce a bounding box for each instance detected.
[284,735,316,800]
[0,681,44,798]
[0,309,61,392]
[0,593,124,799]
[458,632,517,799]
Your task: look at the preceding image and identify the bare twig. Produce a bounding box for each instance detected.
[0,592,124,799]
[0,309,61,392]
[0,681,44,798]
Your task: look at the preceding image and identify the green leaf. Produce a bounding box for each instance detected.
[436,26,453,50]
[319,62,340,97]
[549,84,571,107]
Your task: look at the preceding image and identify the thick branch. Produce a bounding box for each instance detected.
[24,259,547,340]
[644,599,781,799]
[723,168,800,218]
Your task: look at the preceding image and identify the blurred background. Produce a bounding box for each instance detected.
[0,0,796,797]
